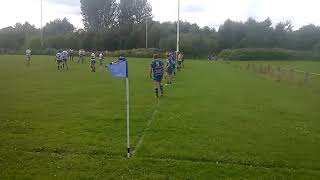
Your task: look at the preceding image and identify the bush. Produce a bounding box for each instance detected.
[108,48,167,58]
[218,48,320,61]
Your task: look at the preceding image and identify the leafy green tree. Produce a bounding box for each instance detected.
[81,0,117,31]
[119,0,152,25]
[43,18,74,35]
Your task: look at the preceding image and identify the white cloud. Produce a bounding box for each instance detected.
[0,0,319,30]
[0,0,83,29]
[149,0,320,29]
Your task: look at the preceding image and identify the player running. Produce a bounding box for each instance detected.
[166,53,174,85]
[56,50,63,70]
[177,52,183,71]
[90,52,96,72]
[150,54,165,98]
[62,50,69,70]
[69,49,74,61]
[181,52,185,68]
[79,49,85,64]
[171,53,177,76]
[99,52,104,70]
[25,48,32,66]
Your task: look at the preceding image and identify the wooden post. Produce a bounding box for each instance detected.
[277,67,281,81]
[290,69,294,81]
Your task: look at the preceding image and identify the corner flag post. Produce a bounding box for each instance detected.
[107,60,130,158]
[126,76,130,158]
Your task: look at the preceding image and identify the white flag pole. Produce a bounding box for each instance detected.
[40,0,44,48]
[126,77,130,158]
[176,0,180,54]
[146,18,148,49]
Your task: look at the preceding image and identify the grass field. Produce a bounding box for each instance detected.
[1,55,320,179]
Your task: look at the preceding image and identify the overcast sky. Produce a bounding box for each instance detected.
[0,0,319,30]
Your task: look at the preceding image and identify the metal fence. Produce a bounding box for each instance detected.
[239,63,320,89]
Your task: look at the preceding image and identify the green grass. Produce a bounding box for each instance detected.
[1,55,320,179]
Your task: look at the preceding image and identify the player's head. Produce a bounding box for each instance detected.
[153,54,159,59]
[118,54,126,61]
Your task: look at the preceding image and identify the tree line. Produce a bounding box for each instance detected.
[0,0,320,58]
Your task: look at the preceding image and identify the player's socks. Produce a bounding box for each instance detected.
[155,88,159,97]
[160,85,164,96]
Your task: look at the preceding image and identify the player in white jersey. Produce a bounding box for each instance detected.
[25,48,31,65]
[62,50,69,70]
[69,49,74,61]
[99,52,104,70]
[56,50,63,70]
[78,49,82,63]
[90,52,96,72]
[177,52,183,71]
[78,49,85,64]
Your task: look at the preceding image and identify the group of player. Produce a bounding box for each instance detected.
[24,48,106,72]
[150,52,184,98]
[55,49,106,72]
[25,48,185,98]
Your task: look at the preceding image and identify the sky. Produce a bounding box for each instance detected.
[0,0,319,30]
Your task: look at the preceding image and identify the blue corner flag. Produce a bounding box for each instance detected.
[108,60,128,78]
[107,58,131,158]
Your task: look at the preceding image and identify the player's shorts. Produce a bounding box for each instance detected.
[153,75,163,82]
[178,61,182,66]
[166,68,173,74]
[63,58,68,62]
[91,60,96,65]
[57,60,62,65]
[173,64,176,70]
[99,59,103,65]
[26,55,31,60]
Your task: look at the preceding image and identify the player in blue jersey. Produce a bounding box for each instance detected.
[165,53,174,85]
[150,54,164,98]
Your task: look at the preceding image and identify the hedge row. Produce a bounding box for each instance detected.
[108,48,167,58]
